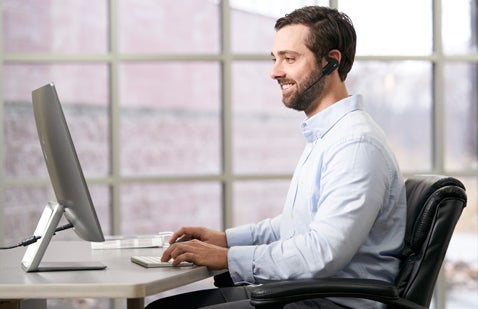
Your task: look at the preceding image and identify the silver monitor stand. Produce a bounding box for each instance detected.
[21,202,106,272]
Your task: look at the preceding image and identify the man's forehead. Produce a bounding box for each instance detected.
[272,24,310,55]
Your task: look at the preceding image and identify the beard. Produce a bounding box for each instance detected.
[282,68,324,112]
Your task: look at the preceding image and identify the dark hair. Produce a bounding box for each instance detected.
[275,6,356,81]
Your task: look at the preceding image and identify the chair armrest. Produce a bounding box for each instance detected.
[250,278,426,309]
[214,271,236,287]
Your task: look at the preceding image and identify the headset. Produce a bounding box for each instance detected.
[302,57,339,93]
[321,58,339,76]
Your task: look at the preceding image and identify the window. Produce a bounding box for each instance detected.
[1,1,476,308]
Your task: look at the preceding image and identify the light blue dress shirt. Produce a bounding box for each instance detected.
[226,95,406,308]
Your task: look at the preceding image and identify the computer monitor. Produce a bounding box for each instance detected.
[21,83,106,272]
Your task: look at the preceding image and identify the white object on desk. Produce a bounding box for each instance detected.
[131,256,194,268]
[91,235,165,250]
[91,232,173,250]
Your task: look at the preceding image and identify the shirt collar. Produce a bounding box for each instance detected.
[300,95,363,143]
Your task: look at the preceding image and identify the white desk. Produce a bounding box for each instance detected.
[0,241,222,309]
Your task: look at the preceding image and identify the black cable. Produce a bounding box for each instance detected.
[0,223,74,250]
[55,223,74,232]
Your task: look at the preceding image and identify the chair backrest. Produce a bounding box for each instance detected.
[394,175,467,306]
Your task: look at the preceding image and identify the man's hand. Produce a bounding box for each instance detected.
[167,226,228,247]
[161,239,228,270]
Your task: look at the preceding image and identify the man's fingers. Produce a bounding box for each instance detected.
[168,226,200,244]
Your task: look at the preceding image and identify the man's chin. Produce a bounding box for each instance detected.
[282,100,294,110]
[282,95,296,108]
[282,97,305,112]
[284,103,305,112]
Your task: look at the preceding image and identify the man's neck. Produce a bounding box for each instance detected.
[304,81,349,118]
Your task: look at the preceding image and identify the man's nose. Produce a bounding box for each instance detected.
[269,61,285,80]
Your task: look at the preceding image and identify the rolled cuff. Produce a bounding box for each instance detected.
[227,245,256,284]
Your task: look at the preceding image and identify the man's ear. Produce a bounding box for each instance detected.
[326,49,342,67]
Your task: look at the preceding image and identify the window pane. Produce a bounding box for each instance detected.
[3,101,46,178]
[233,180,289,226]
[3,186,53,244]
[231,0,329,54]
[443,0,478,54]
[2,0,108,54]
[119,62,221,176]
[347,61,433,171]
[3,64,110,178]
[444,63,478,171]
[232,61,304,174]
[444,177,478,308]
[120,182,221,235]
[119,0,220,54]
[340,0,432,55]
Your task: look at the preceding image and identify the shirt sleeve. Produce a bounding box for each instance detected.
[226,215,281,246]
[226,216,281,284]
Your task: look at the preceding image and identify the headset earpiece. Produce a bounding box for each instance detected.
[321,58,339,76]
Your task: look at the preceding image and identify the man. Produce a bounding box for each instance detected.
[147,5,406,309]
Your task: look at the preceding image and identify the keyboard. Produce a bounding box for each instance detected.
[131,256,194,268]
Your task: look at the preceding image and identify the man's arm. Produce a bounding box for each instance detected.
[161,216,282,270]
[166,226,228,247]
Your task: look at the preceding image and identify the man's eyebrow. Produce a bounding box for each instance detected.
[270,50,302,57]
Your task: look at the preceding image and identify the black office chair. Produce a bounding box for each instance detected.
[245,175,467,308]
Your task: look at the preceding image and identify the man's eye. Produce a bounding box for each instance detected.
[285,57,295,63]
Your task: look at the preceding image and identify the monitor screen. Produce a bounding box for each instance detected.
[32,83,104,242]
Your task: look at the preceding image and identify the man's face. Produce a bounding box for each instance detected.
[270,24,322,113]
